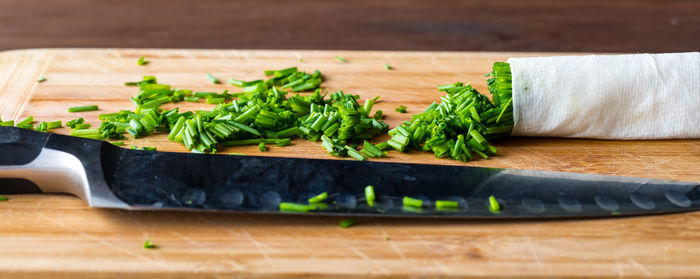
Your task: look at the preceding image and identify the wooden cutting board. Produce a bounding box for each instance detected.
[1,48,699,278]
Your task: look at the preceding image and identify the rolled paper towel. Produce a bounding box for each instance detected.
[507,52,700,139]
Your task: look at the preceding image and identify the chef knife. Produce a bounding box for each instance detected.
[0,126,698,218]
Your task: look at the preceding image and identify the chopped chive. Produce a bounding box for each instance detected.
[279,202,315,212]
[258,142,267,152]
[142,147,157,151]
[334,56,347,63]
[299,58,304,62]
[395,105,407,113]
[206,97,225,104]
[37,76,47,83]
[0,196,8,201]
[403,196,423,208]
[308,192,328,203]
[436,200,459,210]
[339,218,357,228]
[365,185,375,207]
[206,73,221,84]
[17,116,34,126]
[345,145,366,161]
[384,63,392,70]
[143,239,156,249]
[68,105,99,113]
[496,97,513,123]
[46,120,62,129]
[275,138,292,147]
[111,141,125,146]
[0,120,14,126]
[35,122,48,132]
[488,195,500,213]
[184,96,200,102]
[230,152,246,156]
[73,123,91,130]
[124,81,139,86]
[137,56,148,66]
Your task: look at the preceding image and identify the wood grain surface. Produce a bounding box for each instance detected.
[1,48,699,278]
[1,0,699,53]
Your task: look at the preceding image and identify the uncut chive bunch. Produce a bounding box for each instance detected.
[383,63,514,162]
[71,67,388,156]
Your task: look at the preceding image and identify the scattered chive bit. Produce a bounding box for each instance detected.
[68,105,99,113]
[184,96,200,102]
[142,147,157,151]
[339,218,357,228]
[488,195,500,213]
[403,196,423,208]
[436,200,459,210]
[206,73,221,84]
[308,192,328,203]
[365,185,375,207]
[37,76,47,83]
[72,123,91,130]
[66,117,85,128]
[279,202,315,212]
[334,56,347,63]
[143,239,156,249]
[111,141,125,146]
[46,120,62,129]
[258,142,267,152]
[124,82,139,86]
[230,152,246,156]
[299,58,304,62]
[16,116,34,130]
[35,121,48,132]
[0,196,8,201]
[384,63,392,70]
[395,105,407,113]
[0,120,14,126]
[384,236,391,241]
[137,56,148,66]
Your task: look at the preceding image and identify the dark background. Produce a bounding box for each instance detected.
[0,0,698,52]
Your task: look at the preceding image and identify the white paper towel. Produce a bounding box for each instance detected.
[508,53,700,139]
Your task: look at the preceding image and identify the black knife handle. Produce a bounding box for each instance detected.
[0,126,50,166]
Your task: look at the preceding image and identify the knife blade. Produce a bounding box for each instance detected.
[0,126,698,218]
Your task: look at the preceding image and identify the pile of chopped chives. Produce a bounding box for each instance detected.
[8,62,515,163]
[379,62,513,162]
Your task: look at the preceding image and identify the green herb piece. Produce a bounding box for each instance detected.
[206,73,221,84]
[436,200,459,210]
[35,121,48,132]
[365,185,375,207]
[334,56,347,63]
[275,138,292,147]
[345,145,366,161]
[230,152,246,156]
[395,105,407,113]
[403,196,423,208]
[258,142,267,152]
[37,76,47,83]
[206,97,225,104]
[142,147,157,151]
[0,120,14,126]
[46,120,62,129]
[17,116,34,127]
[279,202,315,212]
[184,96,199,102]
[384,63,392,70]
[124,82,139,86]
[73,123,91,130]
[66,117,85,128]
[70,128,102,139]
[0,196,8,201]
[111,141,125,146]
[143,239,156,249]
[68,105,99,113]
[137,56,148,66]
[308,192,328,203]
[339,218,356,228]
[488,195,500,213]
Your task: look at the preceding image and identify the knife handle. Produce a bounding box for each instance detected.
[0,127,90,200]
